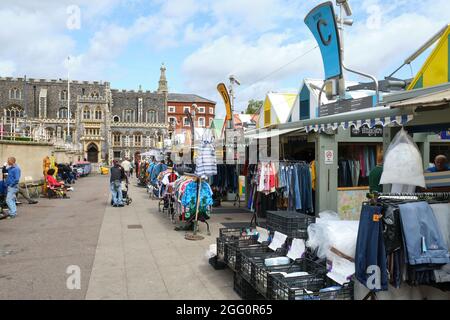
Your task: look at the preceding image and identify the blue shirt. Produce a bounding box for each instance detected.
[6,165,21,187]
[427,165,449,172]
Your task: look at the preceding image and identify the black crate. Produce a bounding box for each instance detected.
[269,273,354,300]
[217,228,256,262]
[266,211,315,239]
[253,258,327,298]
[209,256,227,270]
[226,241,268,272]
[239,247,288,286]
[233,272,265,300]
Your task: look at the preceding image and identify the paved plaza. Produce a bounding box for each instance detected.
[0,175,250,300]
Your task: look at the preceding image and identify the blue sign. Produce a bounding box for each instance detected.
[441,130,450,140]
[305,2,342,80]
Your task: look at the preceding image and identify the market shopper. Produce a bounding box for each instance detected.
[369,153,384,193]
[427,155,449,172]
[4,157,21,219]
[110,160,125,207]
[121,158,132,178]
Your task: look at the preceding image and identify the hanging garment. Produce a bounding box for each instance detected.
[195,141,217,178]
[355,205,389,292]
[398,201,450,266]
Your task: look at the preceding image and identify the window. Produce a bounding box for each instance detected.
[198,117,205,127]
[95,107,102,120]
[113,115,120,123]
[198,106,205,113]
[113,133,122,147]
[58,108,68,119]
[124,109,134,122]
[91,91,99,98]
[168,106,176,113]
[82,88,86,96]
[183,106,190,114]
[209,107,214,114]
[83,106,90,119]
[60,90,68,101]
[113,151,121,159]
[183,117,189,126]
[134,134,142,147]
[209,118,213,127]
[4,106,24,121]
[168,117,177,125]
[9,88,22,100]
[147,110,157,123]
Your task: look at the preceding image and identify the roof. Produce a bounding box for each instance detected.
[390,89,450,108]
[268,92,298,123]
[168,93,216,104]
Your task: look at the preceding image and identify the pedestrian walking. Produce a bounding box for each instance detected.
[4,157,21,219]
[110,160,125,207]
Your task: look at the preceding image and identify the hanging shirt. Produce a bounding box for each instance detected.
[195,141,217,178]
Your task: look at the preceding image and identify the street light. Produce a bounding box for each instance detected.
[336,0,352,17]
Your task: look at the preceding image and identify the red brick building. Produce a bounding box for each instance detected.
[167,94,216,130]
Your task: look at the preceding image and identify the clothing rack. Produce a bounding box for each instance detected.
[368,192,450,202]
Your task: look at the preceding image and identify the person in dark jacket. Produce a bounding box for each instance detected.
[110,160,126,207]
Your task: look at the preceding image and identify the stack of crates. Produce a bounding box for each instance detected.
[253,258,327,299]
[268,273,354,300]
[266,211,315,239]
[233,272,265,300]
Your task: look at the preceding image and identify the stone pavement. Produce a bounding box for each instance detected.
[86,177,251,300]
[0,174,254,300]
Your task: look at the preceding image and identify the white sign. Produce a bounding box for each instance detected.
[325,150,334,165]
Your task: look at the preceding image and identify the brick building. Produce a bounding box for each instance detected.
[167,94,216,131]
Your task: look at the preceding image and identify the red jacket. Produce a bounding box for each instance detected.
[46,175,62,188]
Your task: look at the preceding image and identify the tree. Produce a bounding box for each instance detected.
[245,99,263,114]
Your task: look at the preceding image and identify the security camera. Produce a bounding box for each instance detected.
[229,75,241,86]
[336,0,352,17]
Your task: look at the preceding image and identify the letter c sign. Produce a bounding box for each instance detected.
[317,19,331,46]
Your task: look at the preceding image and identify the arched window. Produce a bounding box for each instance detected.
[90,91,99,98]
[58,108,68,119]
[133,133,142,147]
[83,106,90,120]
[113,132,122,147]
[4,105,24,119]
[124,109,134,122]
[95,107,102,120]
[147,110,157,123]
[9,88,22,100]
[113,115,120,123]
[60,90,68,101]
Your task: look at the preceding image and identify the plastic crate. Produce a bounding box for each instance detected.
[269,273,354,300]
[239,247,288,285]
[224,238,260,271]
[233,272,265,300]
[216,228,256,262]
[266,211,315,239]
[209,256,227,270]
[253,258,327,298]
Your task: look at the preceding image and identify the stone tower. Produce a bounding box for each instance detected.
[157,63,168,94]
[158,63,168,125]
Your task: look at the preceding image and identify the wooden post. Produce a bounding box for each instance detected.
[193,176,201,235]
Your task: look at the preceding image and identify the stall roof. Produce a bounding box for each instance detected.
[245,127,305,140]
[389,89,450,108]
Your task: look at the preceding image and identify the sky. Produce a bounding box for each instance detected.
[0,0,450,117]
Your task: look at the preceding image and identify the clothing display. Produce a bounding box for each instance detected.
[210,164,239,193]
[356,195,450,291]
[173,176,213,220]
[338,145,377,188]
[195,140,217,178]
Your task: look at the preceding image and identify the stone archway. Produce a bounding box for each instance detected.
[87,143,99,163]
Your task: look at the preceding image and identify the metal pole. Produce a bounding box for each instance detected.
[67,56,71,143]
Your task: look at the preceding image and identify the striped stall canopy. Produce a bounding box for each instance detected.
[305,114,414,133]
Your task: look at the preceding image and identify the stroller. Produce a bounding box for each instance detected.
[111,180,132,206]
